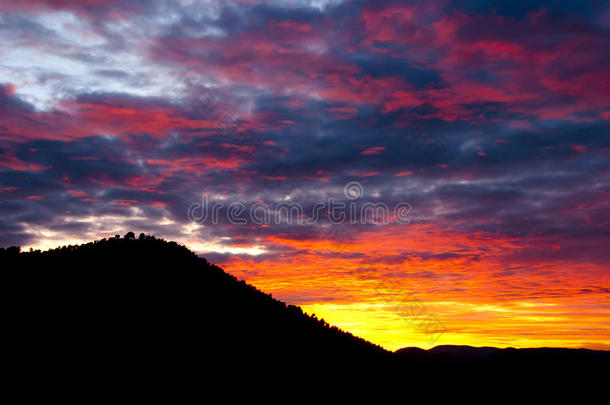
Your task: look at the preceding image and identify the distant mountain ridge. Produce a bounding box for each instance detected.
[394,344,610,385]
[398,344,605,355]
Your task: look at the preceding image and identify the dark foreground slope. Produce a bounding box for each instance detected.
[3,234,608,388]
[3,234,396,384]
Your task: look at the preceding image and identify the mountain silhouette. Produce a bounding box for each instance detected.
[3,233,608,387]
[395,344,609,373]
[3,233,396,384]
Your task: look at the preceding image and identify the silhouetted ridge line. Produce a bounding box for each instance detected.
[3,233,393,379]
[395,344,610,375]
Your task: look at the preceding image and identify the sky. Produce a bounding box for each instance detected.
[1,0,609,350]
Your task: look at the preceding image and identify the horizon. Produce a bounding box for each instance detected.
[1,0,609,352]
[13,232,610,352]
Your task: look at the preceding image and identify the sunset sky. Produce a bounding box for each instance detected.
[1,0,609,350]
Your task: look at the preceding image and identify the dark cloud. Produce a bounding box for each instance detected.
[0,0,608,271]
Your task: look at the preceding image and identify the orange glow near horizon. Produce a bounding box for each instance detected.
[19,223,610,351]
[215,224,610,351]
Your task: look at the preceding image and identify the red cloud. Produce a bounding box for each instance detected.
[361,146,387,155]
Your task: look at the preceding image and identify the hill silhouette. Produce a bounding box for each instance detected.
[2,233,395,382]
[3,233,608,387]
[395,345,609,374]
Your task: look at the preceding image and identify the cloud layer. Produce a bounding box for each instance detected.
[1,0,609,349]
